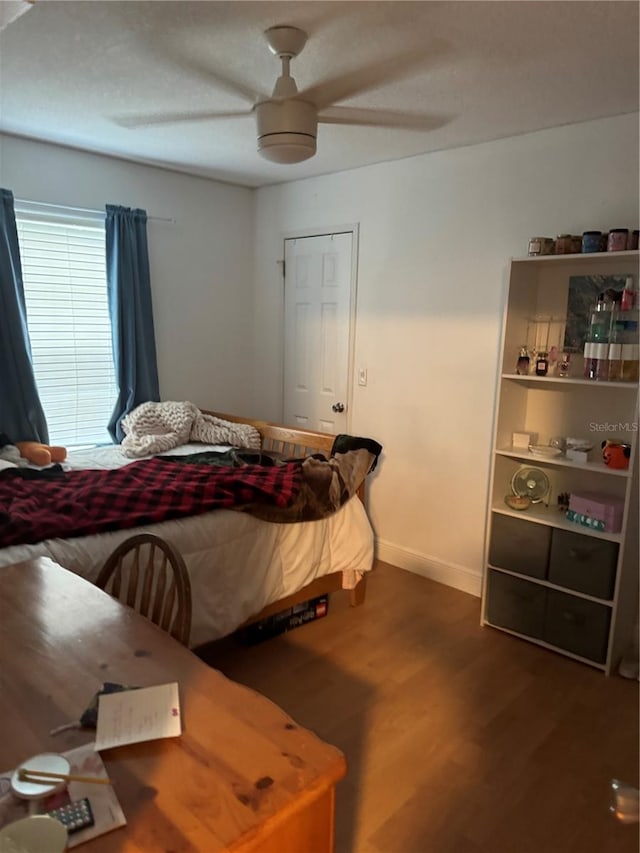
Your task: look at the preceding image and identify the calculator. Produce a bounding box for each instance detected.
[47,797,95,834]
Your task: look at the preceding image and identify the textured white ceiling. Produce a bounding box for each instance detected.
[1,1,638,188]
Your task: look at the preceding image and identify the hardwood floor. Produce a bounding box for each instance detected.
[197,561,639,853]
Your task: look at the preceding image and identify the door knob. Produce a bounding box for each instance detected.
[332,402,345,413]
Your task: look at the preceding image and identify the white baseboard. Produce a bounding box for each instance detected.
[375,539,482,598]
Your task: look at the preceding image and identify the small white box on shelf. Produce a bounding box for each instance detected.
[566,448,589,464]
[512,432,537,449]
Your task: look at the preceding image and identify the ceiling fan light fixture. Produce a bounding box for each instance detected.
[255,98,317,163]
[258,133,316,163]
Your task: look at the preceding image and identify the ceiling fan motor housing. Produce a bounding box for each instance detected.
[255,99,317,163]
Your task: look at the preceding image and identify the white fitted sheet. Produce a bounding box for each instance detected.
[0,444,374,646]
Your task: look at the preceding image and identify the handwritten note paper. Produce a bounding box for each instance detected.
[95,682,181,751]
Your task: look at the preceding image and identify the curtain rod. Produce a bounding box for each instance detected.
[15,197,176,224]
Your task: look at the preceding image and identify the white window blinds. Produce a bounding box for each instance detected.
[16,212,117,448]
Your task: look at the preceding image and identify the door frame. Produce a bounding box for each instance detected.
[279,223,360,432]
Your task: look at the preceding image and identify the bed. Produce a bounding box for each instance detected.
[0,412,377,648]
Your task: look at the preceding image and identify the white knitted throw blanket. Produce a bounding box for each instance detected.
[120,401,262,458]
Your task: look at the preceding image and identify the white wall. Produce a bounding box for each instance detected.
[252,114,640,595]
[0,135,256,414]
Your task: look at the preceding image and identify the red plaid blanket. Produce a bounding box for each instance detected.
[0,457,302,548]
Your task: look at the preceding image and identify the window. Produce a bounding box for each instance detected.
[16,209,117,447]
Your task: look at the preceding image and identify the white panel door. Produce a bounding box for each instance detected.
[283,232,354,434]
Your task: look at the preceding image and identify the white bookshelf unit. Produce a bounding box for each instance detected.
[482,250,639,675]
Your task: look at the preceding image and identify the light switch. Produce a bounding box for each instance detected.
[358,368,367,386]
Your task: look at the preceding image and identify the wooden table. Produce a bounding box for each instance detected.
[0,558,346,852]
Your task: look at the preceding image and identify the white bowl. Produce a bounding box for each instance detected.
[528,445,563,459]
[0,816,67,853]
[565,439,594,452]
[10,754,70,801]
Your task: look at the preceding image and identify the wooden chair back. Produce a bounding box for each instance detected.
[95,534,192,646]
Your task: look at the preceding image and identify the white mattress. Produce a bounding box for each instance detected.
[0,444,374,647]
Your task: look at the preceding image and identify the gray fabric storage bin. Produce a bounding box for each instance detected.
[548,529,618,600]
[485,570,546,639]
[544,589,611,663]
[488,513,551,579]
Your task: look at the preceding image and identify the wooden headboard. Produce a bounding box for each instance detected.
[203,411,335,456]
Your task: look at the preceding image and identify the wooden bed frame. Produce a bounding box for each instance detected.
[204,411,368,627]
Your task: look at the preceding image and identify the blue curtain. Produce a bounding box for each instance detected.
[106,204,160,442]
[0,188,49,443]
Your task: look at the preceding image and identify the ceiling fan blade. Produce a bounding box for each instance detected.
[318,107,451,131]
[135,35,266,104]
[115,109,253,129]
[165,60,264,105]
[301,44,449,111]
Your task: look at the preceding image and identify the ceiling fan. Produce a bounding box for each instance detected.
[118,25,450,165]
[252,26,320,164]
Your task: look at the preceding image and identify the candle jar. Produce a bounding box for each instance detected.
[608,229,629,252]
[528,237,554,256]
[555,235,574,254]
[582,231,602,253]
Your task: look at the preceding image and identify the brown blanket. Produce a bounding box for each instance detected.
[240,448,377,522]
[160,443,380,522]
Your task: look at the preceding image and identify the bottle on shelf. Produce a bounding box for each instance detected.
[535,351,549,376]
[607,341,624,381]
[583,342,597,380]
[516,346,530,375]
[589,292,613,341]
[621,276,635,311]
[621,349,639,382]
[584,293,614,381]
[617,283,639,382]
[557,352,571,378]
[594,345,611,380]
[592,343,610,380]
[608,300,626,381]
